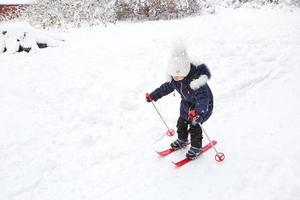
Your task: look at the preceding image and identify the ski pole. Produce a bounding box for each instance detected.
[146,93,175,137]
[199,123,225,162]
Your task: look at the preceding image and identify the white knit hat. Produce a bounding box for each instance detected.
[167,42,190,77]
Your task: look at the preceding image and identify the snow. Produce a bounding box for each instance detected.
[1,7,300,200]
[0,22,63,53]
[0,33,5,52]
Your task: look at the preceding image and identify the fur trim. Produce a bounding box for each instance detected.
[190,75,209,90]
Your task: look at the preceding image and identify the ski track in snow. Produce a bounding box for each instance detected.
[1,7,300,200]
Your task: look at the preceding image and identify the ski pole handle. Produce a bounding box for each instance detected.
[145,93,153,102]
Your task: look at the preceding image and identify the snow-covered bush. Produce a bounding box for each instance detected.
[0,5,27,22]
[278,0,300,6]
[19,0,212,27]
[0,22,64,54]
[20,0,116,29]
[6,0,298,29]
[225,0,300,7]
[114,0,209,21]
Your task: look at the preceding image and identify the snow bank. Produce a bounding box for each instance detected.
[0,22,64,53]
[0,33,5,52]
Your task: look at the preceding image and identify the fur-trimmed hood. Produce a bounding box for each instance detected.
[188,63,211,90]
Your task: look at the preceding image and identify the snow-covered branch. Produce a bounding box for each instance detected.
[20,0,116,28]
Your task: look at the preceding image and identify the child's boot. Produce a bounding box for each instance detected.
[186,146,203,160]
[170,139,188,150]
[186,123,203,159]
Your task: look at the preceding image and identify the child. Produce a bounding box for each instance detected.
[146,43,213,160]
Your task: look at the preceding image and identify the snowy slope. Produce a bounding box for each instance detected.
[1,7,300,200]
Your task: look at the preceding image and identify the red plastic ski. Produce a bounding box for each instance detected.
[172,140,217,167]
[156,148,176,156]
[156,142,190,157]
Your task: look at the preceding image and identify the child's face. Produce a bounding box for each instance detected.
[172,75,185,81]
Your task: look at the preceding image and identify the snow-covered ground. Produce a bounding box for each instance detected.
[1,7,300,200]
[0,22,64,53]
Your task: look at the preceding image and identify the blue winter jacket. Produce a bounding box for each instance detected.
[150,64,213,123]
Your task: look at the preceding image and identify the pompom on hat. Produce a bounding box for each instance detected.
[167,42,191,77]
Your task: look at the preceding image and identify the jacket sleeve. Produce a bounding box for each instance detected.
[194,86,210,123]
[150,82,175,101]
